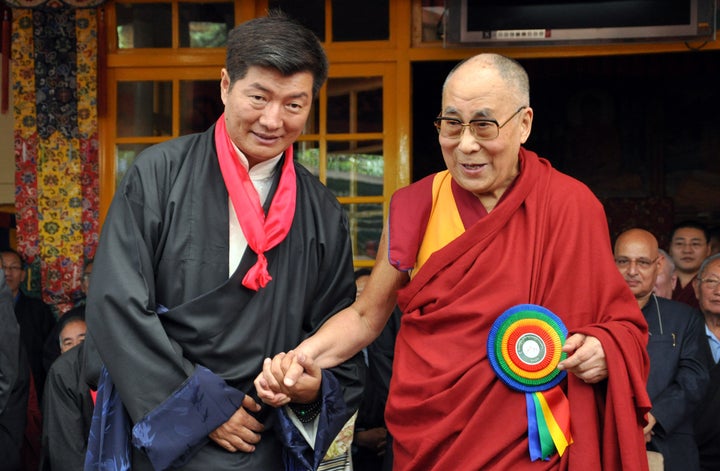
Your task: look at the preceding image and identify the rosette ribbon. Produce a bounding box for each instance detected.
[487,304,573,461]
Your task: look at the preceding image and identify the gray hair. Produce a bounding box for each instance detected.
[658,248,675,273]
[698,253,720,280]
[443,53,530,106]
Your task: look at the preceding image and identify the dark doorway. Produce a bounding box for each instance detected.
[412,51,720,237]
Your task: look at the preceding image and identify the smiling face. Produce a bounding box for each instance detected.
[439,59,532,211]
[220,65,314,168]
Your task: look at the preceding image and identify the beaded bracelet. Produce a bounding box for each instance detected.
[288,398,322,423]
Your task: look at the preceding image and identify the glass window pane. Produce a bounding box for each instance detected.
[327,77,383,134]
[421,1,445,43]
[332,0,389,42]
[116,144,152,187]
[303,96,321,135]
[116,3,172,48]
[179,2,234,48]
[327,92,349,134]
[269,0,325,41]
[180,80,224,135]
[327,140,383,197]
[295,141,320,177]
[117,81,172,137]
[343,203,383,260]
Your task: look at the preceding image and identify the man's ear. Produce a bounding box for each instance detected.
[520,107,533,144]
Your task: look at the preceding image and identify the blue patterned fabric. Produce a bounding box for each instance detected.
[84,365,245,471]
[278,370,350,470]
[84,367,131,470]
[132,365,246,470]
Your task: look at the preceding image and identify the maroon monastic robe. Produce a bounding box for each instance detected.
[386,148,651,470]
[672,275,701,310]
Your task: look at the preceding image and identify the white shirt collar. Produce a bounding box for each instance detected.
[230,141,284,179]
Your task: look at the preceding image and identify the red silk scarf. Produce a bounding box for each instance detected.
[214,114,296,290]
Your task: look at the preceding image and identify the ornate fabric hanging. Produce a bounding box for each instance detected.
[10,4,100,312]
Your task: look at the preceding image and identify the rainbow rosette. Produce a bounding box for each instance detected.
[487,304,573,461]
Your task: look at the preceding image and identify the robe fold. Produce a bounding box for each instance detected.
[386,148,651,470]
[40,342,94,471]
[1,273,27,470]
[84,125,365,470]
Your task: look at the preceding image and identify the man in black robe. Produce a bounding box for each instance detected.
[40,316,92,471]
[43,260,93,372]
[0,268,29,470]
[1,249,56,401]
[83,12,364,471]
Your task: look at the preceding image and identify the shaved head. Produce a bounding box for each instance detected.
[614,229,661,308]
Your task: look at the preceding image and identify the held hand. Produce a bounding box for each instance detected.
[254,353,292,407]
[254,351,322,406]
[282,350,311,388]
[279,350,322,404]
[557,334,608,384]
[643,412,656,443]
[209,395,264,453]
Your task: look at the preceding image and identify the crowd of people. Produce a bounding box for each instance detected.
[2,11,720,471]
[1,250,91,470]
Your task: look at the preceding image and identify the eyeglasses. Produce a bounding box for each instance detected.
[434,106,527,140]
[698,278,720,290]
[614,257,658,270]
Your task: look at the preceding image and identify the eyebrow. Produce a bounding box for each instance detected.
[245,82,309,100]
[441,106,493,119]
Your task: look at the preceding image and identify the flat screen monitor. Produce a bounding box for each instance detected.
[445,0,716,46]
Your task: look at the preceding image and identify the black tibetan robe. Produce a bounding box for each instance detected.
[1,273,29,470]
[84,125,365,470]
[40,342,94,471]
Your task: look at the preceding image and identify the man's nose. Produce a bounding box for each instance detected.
[457,126,480,153]
[259,103,283,129]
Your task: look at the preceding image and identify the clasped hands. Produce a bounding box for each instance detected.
[209,333,607,453]
[209,351,321,453]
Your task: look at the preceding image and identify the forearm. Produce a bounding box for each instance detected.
[303,230,407,368]
[298,305,382,368]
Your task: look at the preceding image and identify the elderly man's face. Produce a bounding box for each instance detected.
[696,258,720,317]
[60,319,87,354]
[614,232,660,301]
[438,63,532,207]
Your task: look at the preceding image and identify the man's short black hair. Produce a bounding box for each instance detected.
[225,10,328,99]
[670,220,709,243]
